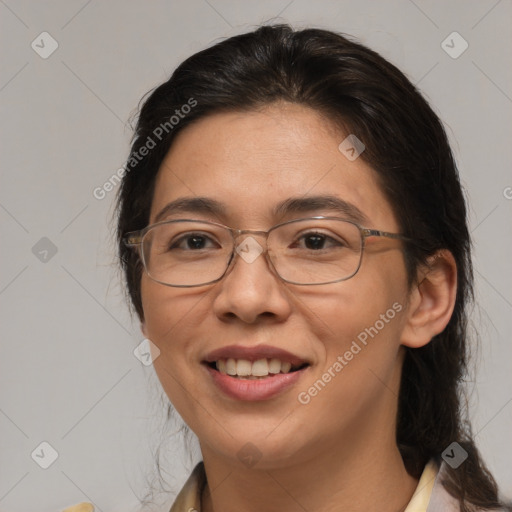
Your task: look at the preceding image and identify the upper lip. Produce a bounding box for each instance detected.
[203,344,309,367]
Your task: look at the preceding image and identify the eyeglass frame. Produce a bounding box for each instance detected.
[123,216,415,287]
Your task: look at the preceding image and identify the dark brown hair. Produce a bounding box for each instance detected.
[116,24,509,510]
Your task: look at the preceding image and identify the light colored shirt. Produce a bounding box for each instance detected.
[168,459,462,512]
[403,459,438,512]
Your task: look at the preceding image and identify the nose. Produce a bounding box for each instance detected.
[212,236,293,324]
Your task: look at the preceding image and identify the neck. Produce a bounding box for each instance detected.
[200,430,418,512]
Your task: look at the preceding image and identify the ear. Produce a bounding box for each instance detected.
[400,249,457,348]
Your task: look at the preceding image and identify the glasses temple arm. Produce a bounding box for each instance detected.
[362,228,415,243]
[123,233,143,246]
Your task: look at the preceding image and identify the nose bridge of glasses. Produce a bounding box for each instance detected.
[231,228,270,250]
[233,227,269,237]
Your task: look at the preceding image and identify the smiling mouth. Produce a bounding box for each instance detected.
[205,358,309,379]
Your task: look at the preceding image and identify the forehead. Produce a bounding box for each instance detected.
[150,103,398,230]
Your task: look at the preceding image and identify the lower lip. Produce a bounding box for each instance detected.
[204,364,308,401]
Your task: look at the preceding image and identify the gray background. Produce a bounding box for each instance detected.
[0,1,511,511]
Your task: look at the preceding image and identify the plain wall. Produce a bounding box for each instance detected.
[0,1,510,511]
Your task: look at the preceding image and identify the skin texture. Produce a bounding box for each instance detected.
[140,102,457,512]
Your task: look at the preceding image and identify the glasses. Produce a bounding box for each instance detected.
[123,217,413,287]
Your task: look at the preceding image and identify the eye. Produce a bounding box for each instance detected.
[294,231,343,250]
[170,232,219,250]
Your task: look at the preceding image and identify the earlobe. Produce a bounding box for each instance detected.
[400,250,457,348]
[141,321,148,337]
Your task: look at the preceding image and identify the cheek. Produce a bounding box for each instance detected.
[140,278,205,417]
[296,290,406,436]
[312,251,407,337]
[140,277,205,376]
[141,275,207,337]
[141,280,171,341]
[307,251,408,381]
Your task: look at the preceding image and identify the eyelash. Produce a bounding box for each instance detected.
[169,231,343,251]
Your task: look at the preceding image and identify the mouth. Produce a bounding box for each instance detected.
[202,344,311,401]
[204,358,309,379]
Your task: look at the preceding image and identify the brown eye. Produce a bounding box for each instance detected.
[171,233,218,250]
[293,232,344,251]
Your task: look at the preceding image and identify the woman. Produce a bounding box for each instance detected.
[113,24,508,512]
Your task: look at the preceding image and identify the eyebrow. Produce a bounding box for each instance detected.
[273,195,370,225]
[153,195,370,225]
[154,197,227,223]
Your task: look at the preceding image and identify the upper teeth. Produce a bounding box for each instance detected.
[216,358,293,377]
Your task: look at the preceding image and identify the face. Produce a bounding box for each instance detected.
[141,102,412,469]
